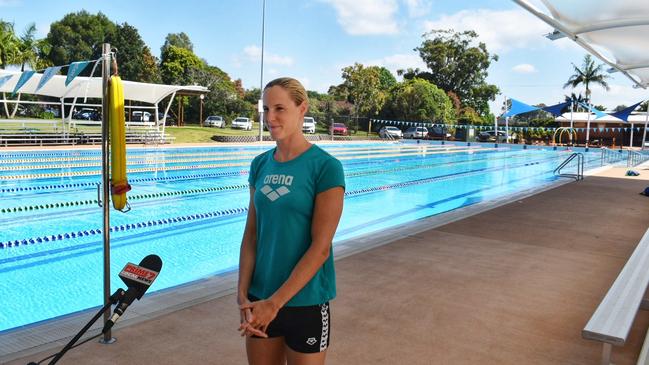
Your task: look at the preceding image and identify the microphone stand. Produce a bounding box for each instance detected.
[27,289,124,365]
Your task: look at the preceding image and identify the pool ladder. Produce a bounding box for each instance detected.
[554,153,584,181]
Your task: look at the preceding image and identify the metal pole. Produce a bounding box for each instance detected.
[642,109,649,151]
[100,43,115,344]
[258,0,266,142]
[630,123,635,148]
[585,102,592,151]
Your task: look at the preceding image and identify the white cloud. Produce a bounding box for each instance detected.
[423,9,552,53]
[243,45,294,66]
[366,53,427,76]
[403,0,431,17]
[512,64,537,74]
[321,0,399,35]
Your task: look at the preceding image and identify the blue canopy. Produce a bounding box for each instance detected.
[578,102,608,119]
[542,101,571,116]
[609,101,644,122]
[503,98,540,117]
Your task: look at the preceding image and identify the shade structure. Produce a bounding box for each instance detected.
[609,101,644,122]
[542,101,571,117]
[0,70,208,105]
[514,0,649,89]
[503,98,539,117]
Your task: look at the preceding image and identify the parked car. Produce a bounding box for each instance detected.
[73,108,101,121]
[131,111,151,122]
[204,115,225,128]
[378,126,403,139]
[403,127,428,139]
[427,125,452,140]
[231,117,253,130]
[330,123,348,136]
[303,117,316,134]
[476,130,508,142]
[157,112,176,126]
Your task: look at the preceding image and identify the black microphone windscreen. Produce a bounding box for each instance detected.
[140,254,163,272]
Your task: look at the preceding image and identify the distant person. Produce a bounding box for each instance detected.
[237,77,345,365]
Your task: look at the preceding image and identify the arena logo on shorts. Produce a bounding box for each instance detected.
[260,174,293,202]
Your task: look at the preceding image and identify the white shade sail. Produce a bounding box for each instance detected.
[514,0,649,88]
[0,70,208,104]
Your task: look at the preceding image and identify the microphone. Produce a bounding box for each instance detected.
[102,254,162,333]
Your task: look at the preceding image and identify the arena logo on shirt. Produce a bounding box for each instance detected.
[260,174,293,202]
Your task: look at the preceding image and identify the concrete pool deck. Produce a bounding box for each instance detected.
[3,164,649,364]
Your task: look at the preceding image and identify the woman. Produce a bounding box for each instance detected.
[237,77,345,365]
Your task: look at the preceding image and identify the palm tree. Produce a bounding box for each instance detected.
[563,54,610,102]
[563,92,586,112]
[0,20,19,69]
[564,55,610,148]
[16,23,52,71]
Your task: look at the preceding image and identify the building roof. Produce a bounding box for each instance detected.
[556,111,649,124]
[0,70,209,105]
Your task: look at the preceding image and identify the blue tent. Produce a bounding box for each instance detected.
[503,98,539,117]
[609,101,643,122]
[578,102,608,119]
[542,101,571,117]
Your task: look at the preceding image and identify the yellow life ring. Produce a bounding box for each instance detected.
[109,75,131,211]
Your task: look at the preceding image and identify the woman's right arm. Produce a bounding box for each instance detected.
[237,188,266,337]
[237,188,257,306]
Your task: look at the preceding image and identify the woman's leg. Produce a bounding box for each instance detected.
[285,346,327,365]
[246,336,287,365]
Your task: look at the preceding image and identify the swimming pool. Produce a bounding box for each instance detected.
[0,141,620,332]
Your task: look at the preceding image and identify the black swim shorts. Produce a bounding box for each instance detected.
[247,295,331,353]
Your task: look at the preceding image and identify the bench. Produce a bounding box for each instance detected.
[582,228,649,365]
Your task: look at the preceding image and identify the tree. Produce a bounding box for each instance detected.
[110,23,156,82]
[383,78,454,123]
[160,32,193,56]
[0,20,19,69]
[46,11,116,68]
[159,45,204,85]
[563,54,610,102]
[371,66,397,90]
[564,92,586,112]
[400,29,499,116]
[140,46,161,83]
[340,63,387,119]
[15,23,51,71]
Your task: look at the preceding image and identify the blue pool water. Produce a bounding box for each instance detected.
[0,141,620,332]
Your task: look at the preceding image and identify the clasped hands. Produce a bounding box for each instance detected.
[238,299,280,338]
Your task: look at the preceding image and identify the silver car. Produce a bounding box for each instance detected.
[231,117,253,130]
[204,115,225,128]
[403,127,428,139]
[379,126,403,139]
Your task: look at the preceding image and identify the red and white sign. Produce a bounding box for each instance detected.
[118,262,159,286]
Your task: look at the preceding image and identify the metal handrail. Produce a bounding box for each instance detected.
[554,152,584,180]
[627,150,649,167]
[600,147,625,166]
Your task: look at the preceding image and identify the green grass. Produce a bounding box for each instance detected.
[163,122,270,143]
[0,119,378,143]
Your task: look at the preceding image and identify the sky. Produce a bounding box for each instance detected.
[1,0,647,114]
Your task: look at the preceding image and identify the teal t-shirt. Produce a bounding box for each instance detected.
[247,144,345,306]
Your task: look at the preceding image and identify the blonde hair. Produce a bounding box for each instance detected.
[264,77,308,106]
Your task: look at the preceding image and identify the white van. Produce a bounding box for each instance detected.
[302,117,316,133]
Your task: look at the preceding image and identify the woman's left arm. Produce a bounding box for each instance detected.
[241,186,344,329]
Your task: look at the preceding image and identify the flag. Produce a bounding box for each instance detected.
[65,61,90,86]
[12,71,35,94]
[36,66,62,91]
